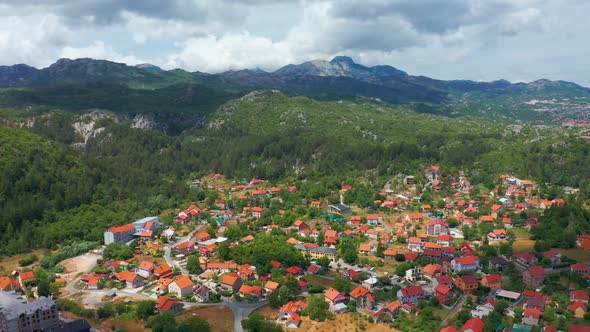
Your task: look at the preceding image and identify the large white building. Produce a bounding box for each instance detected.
[104,216,160,245]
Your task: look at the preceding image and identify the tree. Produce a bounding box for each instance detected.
[186,254,203,274]
[513,307,523,323]
[241,313,283,332]
[37,280,51,297]
[305,294,331,321]
[149,311,177,332]
[178,317,211,332]
[333,278,352,293]
[103,243,134,261]
[135,300,156,320]
[97,303,114,319]
[316,256,330,269]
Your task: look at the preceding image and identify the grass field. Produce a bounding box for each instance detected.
[304,275,335,289]
[299,312,400,332]
[512,228,531,239]
[178,306,234,332]
[0,249,47,273]
[512,239,535,253]
[553,248,590,263]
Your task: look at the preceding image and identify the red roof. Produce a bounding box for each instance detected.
[19,271,35,282]
[270,260,282,269]
[401,286,424,297]
[441,327,459,332]
[526,265,545,279]
[462,317,484,332]
[571,290,590,301]
[483,274,501,284]
[285,266,303,275]
[108,223,135,234]
[570,325,590,332]
[523,307,542,319]
[157,296,181,311]
[435,285,452,295]
[349,286,370,298]
[0,277,20,290]
[454,256,478,265]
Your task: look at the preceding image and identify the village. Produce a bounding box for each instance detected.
[1,167,590,332]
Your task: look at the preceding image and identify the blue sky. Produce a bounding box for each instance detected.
[1,0,590,85]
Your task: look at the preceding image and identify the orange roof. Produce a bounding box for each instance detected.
[287,237,300,245]
[359,243,371,252]
[480,215,494,222]
[239,284,263,295]
[407,213,423,219]
[0,277,20,290]
[108,223,135,234]
[196,231,212,241]
[265,281,279,290]
[440,327,459,332]
[138,261,155,270]
[172,275,194,289]
[115,270,139,283]
[220,274,240,286]
[462,317,484,332]
[524,307,542,319]
[424,242,442,249]
[324,288,341,301]
[154,264,173,276]
[383,249,397,257]
[408,237,421,243]
[349,286,370,298]
[386,300,401,312]
[241,235,255,242]
[19,271,35,282]
[366,214,379,220]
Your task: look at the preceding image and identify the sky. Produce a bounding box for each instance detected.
[1,0,590,85]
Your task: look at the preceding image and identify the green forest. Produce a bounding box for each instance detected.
[1,91,590,257]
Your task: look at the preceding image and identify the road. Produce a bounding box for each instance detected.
[441,294,466,326]
[222,298,269,332]
[163,228,200,275]
[64,255,99,296]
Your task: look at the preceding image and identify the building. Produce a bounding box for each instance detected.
[451,256,480,272]
[397,286,425,304]
[522,308,542,326]
[568,301,587,318]
[0,277,20,292]
[329,203,351,215]
[115,270,143,289]
[277,301,306,328]
[103,224,136,245]
[408,237,423,252]
[137,261,156,279]
[523,266,545,288]
[168,276,195,298]
[489,257,510,271]
[156,296,184,314]
[294,244,338,261]
[219,274,242,292]
[471,300,496,319]
[0,291,60,332]
[455,275,479,293]
[427,220,449,236]
[435,285,454,304]
[462,317,484,332]
[193,285,213,302]
[349,286,374,310]
[405,266,422,282]
[481,274,502,290]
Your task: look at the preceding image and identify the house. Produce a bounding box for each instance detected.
[397,286,425,304]
[462,317,484,332]
[137,261,156,279]
[427,220,449,236]
[408,237,423,252]
[383,300,402,319]
[570,325,590,332]
[543,251,561,265]
[324,288,348,305]
[572,263,590,274]
[343,269,360,281]
[435,285,454,304]
[522,308,542,326]
[238,264,257,281]
[451,256,479,272]
[514,253,538,267]
[359,243,372,254]
[18,271,36,287]
[481,274,502,290]
[175,241,195,254]
[307,265,321,275]
[437,234,454,247]
[405,266,422,282]
[349,286,374,310]
[489,257,510,271]
[104,223,136,245]
[285,266,303,276]
[168,275,195,298]
[195,231,212,242]
[329,203,351,215]
[487,229,506,241]
[422,264,445,279]
[157,296,184,313]
[366,214,380,225]
[571,290,590,303]
[277,301,306,328]
[455,275,479,293]
[432,275,454,289]
[239,284,263,299]
[0,277,20,291]
[220,274,243,292]
[205,262,239,272]
[193,284,213,302]
[154,264,173,279]
[264,281,280,295]
[294,220,309,230]
[406,213,423,222]
[471,300,496,318]
[115,270,143,289]
[524,294,546,311]
[383,249,398,259]
[568,301,587,318]
[523,265,545,288]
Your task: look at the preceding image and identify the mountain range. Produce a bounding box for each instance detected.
[1,56,590,124]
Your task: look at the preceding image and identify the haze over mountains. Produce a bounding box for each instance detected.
[1,56,590,125]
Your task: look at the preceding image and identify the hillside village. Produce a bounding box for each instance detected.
[2,167,590,332]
